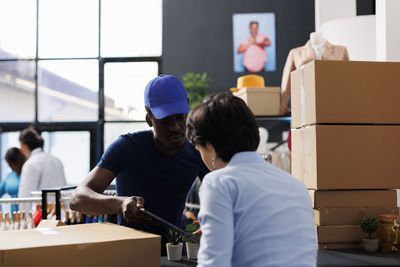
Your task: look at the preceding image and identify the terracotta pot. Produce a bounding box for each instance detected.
[362,238,379,253]
[186,242,200,259]
[166,243,183,261]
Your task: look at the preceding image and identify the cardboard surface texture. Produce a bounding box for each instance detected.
[291,60,400,128]
[233,86,280,115]
[314,207,399,226]
[0,223,160,267]
[292,125,400,189]
[317,225,365,243]
[309,190,397,208]
[37,219,66,228]
[318,243,361,250]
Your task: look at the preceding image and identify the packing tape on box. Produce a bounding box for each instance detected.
[299,65,306,125]
[305,127,313,182]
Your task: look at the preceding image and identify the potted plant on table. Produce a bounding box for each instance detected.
[165,229,183,261]
[183,221,201,260]
[360,216,379,252]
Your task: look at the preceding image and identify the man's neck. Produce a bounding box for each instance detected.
[152,136,179,156]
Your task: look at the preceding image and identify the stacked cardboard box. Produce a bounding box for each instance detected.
[290,60,400,249]
[0,223,160,266]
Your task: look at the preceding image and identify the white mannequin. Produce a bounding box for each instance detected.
[256,127,269,155]
[310,32,326,59]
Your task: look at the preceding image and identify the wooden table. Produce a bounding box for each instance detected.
[161,249,400,267]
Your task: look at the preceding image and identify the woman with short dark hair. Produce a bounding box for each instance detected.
[187,92,316,267]
[1,147,26,213]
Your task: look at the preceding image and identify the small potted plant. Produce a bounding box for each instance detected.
[165,229,183,261]
[360,216,379,252]
[183,222,201,260]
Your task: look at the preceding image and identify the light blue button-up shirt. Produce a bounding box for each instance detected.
[197,151,317,267]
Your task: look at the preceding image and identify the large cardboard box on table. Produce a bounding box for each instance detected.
[0,223,160,267]
[309,190,397,208]
[318,243,360,249]
[292,125,400,189]
[314,207,399,226]
[317,225,365,243]
[233,87,280,115]
[290,60,400,129]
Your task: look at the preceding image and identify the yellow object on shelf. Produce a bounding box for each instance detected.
[230,74,265,92]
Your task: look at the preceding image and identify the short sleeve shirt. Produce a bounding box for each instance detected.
[241,33,267,72]
[98,130,208,233]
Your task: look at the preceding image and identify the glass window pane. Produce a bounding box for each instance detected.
[104,62,158,121]
[42,131,90,185]
[38,0,98,58]
[104,122,150,150]
[0,132,20,182]
[0,0,36,59]
[101,0,162,57]
[38,60,99,122]
[0,61,35,122]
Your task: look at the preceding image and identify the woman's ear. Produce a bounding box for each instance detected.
[205,143,216,157]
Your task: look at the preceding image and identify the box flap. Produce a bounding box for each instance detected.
[0,223,160,250]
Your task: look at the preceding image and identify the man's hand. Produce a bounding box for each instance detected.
[122,196,153,225]
[193,220,202,236]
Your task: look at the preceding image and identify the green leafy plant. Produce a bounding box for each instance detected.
[164,229,182,245]
[182,222,201,243]
[360,216,379,239]
[181,72,212,109]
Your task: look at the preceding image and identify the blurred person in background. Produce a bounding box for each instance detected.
[0,147,26,214]
[186,92,316,267]
[18,128,66,208]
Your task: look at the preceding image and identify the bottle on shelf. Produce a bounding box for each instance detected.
[27,211,35,229]
[77,212,83,224]
[3,212,11,231]
[64,210,71,225]
[70,211,76,225]
[20,211,27,230]
[11,211,20,231]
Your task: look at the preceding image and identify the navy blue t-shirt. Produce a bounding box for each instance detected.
[98,130,208,235]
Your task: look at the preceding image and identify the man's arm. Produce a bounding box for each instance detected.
[237,38,254,54]
[70,166,149,224]
[258,36,271,47]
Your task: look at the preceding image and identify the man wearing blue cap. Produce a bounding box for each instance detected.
[70,75,208,254]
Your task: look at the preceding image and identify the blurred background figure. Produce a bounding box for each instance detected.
[0,147,26,214]
[18,128,66,211]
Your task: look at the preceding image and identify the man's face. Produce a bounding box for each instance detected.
[250,23,258,38]
[150,113,188,151]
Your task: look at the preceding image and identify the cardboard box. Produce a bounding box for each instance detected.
[37,219,66,228]
[233,87,280,115]
[0,223,160,267]
[309,190,397,208]
[317,225,365,243]
[314,207,399,226]
[291,60,400,129]
[318,243,361,249]
[292,125,400,189]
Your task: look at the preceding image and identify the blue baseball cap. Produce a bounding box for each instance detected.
[144,75,189,119]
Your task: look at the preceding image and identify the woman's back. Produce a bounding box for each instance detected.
[198,151,316,267]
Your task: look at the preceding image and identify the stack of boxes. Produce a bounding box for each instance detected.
[290,60,400,249]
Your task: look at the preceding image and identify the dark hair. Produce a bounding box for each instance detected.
[5,147,26,176]
[249,21,259,27]
[19,128,44,151]
[187,92,260,162]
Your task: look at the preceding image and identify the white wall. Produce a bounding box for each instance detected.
[319,15,376,61]
[376,0,400,61]
[315,0,356,31]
